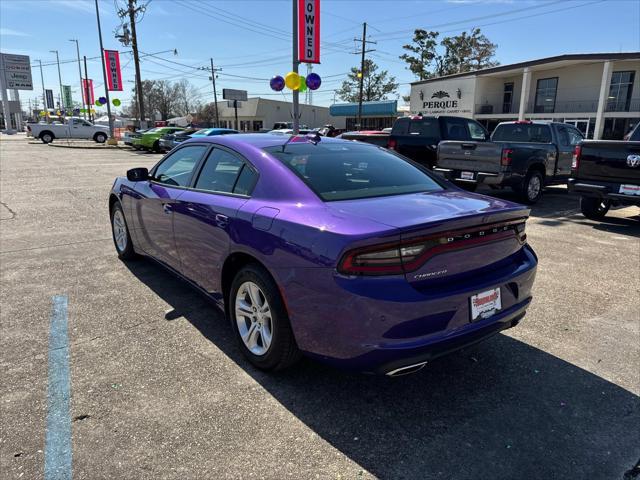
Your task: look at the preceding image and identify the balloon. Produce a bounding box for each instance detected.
[306,73,321,90]
[95,100,102,106]
[98,96,107,105]
[299,76,307,93]
[270,75,285,92]
[112,98,121,107]
[285,71,300,90]
[39,111,46,116]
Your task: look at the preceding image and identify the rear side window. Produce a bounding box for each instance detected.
[153,145,207,187]
[195,148,255,195]
[630,124,640,141]
[264,142,443,201]
[492,123,552,143]
[391,118,409,135]
[442,117,469,141]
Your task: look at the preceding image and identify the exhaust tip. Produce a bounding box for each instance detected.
[386,361,427,377]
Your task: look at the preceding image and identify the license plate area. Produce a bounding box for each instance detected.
[470,287,502,321]
[460,171,475,180]
[619,184,640,196]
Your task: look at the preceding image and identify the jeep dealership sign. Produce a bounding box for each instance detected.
[410,77,475,117]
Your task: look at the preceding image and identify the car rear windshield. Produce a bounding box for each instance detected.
[391,117,440,139]
[492,123,552,143]
[263,142,444,201]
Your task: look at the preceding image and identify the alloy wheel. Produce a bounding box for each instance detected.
[112,209,127,252]
[235,281,273,356]
[527,175,541,201]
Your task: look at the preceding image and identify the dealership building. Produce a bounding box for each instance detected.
[409,52,640,139]
[206,97,345,131]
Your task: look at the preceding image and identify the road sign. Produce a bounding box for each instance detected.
[0,53,33,90]
[223,89,247,101]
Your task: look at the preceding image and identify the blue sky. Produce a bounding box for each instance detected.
[1,0,639,112]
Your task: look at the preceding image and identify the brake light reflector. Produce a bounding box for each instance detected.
[387,138,397,150]
[571,145,582,170]
[501,148,513,166]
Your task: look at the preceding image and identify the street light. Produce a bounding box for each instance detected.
[49,50,63,110]
[69,39,86,118]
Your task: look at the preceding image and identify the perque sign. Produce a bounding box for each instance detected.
[104,50,123,91]
[298,0,320,64]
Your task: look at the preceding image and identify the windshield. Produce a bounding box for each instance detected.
[492,123,552,143]
[264,142,444,201]
[145,128,162,133]
[192,129,210,135]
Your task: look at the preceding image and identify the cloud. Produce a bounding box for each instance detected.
[0,28,31,37]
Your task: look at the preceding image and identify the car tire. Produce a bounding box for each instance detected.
[40,131,54,144]
[152,140,160,153]
[518,170,544,204]
[110,202,136,260]
[94,132,107,143]
[580,196,611,220]
[230,264,301,371]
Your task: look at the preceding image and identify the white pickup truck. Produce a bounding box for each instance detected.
[28,118,110,144]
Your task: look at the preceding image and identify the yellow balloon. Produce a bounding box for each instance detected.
[285,71,300,90]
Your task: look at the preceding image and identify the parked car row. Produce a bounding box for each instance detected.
[128,127,240,152]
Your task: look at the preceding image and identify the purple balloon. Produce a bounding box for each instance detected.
[98,96,107,105]
[306,73,321,90]
[270,75,285,92]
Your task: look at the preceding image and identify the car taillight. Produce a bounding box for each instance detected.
[387,138,397,150]
[338,220,527,276]
[571,145,581,170]
[501,148,513,166]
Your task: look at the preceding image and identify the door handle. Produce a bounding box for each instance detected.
[163,203,173,214]
[215,214,229,227]
[461,143,477,150]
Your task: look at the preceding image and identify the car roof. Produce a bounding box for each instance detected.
[183,132,349,149]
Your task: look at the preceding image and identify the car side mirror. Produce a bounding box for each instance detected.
[127,167,149,181]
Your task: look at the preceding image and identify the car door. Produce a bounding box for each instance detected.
[131,144,209,270]
[555,125,583,178]
[68,118,86,138]
[173,146,258,294]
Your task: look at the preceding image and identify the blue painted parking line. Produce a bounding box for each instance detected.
[44,295,72,480]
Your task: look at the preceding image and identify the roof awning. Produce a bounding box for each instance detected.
[330,100,397,117]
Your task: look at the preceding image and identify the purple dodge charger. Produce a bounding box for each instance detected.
[109,134,537,375]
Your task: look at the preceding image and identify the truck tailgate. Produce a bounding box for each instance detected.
[578,141,640,184]
[437,141,503,173]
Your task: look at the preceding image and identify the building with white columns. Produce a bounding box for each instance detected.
[409,52,640,139]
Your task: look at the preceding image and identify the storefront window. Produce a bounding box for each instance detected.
[252,121,263,131]
[534,77,558,113]
[502,83,514,114]
[607,71,635,112]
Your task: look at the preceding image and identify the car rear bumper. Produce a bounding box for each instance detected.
[272,244,537,374]
[434,168,520,186]
[568,178,640,205]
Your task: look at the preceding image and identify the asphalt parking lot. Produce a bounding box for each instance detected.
[1,135,639,480]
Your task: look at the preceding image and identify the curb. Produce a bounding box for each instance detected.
[47,143,129,150]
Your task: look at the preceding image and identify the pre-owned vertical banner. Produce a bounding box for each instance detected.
[62,85,73,109]
[82,78,94,105]
[45,89,55,109]
[298,0,320,64]
[104,50,123,91]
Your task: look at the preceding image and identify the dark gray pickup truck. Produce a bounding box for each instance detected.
[568,132,640,219]
[436,121,584,203]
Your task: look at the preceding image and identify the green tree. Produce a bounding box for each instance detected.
[399,30,439,81]
[400,28,498,78]
[335,59,398,103]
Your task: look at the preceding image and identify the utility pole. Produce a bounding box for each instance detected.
[119,0,146,128]
[50,50,63,110]
[83,56,92,122]
[209,58,220,127]
[36,59,46,113]
[292,0,299,134]
[94,0,115,141]
[354,23,376,131]
[69,39,86,118]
